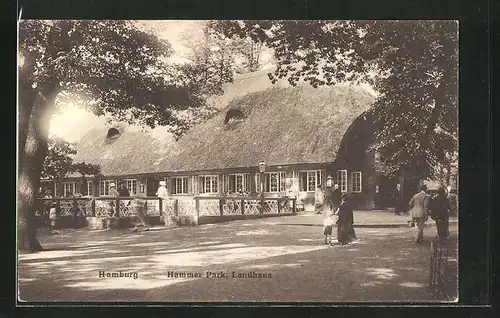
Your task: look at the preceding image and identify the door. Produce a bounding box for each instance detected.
[378,176,398,208]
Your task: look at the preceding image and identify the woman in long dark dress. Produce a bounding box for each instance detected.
[336,193,354,245]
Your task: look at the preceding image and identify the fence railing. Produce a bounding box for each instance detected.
[37,196,297,219]
[429,237,458,299]
[38,197,163,218]
[195,196,297,218]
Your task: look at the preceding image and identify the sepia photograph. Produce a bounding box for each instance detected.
[17,20,459,303]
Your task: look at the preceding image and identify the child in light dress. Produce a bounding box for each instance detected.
[323,208,337,245]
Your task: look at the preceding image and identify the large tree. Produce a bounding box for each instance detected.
[18,20,216,251]
[41,137,76,180]
[212,20,458,181]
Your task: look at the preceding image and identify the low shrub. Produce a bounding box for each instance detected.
[168,215,198,226]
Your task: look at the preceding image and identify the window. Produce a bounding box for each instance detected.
[336,170,348,192]
[299,170,322,192]
[227,173,250,193]
[87,181,94,196]
[200,175,218,194]
[99,180,115,196]
[352,171,362,193]
[261,172,286,193]
[62,182,75,197]
[124,179,138,195]
[224,109,244,125]
[172,177,189,194]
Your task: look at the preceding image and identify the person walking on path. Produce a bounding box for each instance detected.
[335,193,354,245]
[315,185,324,214]
[408,184,430,244]
[393,183,404,215]
[429,186,450,244]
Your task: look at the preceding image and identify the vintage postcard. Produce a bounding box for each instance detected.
[17,20,459,303]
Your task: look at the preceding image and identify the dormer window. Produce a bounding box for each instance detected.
[224,109,245,125]
[106,127,121,139]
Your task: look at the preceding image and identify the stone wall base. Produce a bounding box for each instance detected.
[86,216,163,230]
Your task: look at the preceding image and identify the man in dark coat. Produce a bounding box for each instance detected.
[393,183,404,215]
[429,186,450,244]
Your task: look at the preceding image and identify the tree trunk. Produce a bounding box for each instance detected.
[18,83,59,251]
[446,161,452,186]
[18,52,37,153]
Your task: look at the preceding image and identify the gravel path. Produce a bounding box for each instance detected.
[18,220,458,303]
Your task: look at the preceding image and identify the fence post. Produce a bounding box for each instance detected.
[91,198,96,217]
[174,199,179,217]
[277,198,282,215]
[72,198,77,218]
[56,199,61,218]
[195,197,200,219]
[241,199,245,215]
[219,198,224,216]
[115,199,120,217]
[292,199,296,213]
[159,198,163,216]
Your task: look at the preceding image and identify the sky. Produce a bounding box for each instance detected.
[49,20,206,142]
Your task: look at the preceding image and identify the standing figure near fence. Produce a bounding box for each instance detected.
[118,183,130,197]
[314,185,324,214]
[156,180,168,212]
[131,193,150,232]
[108,183,119,217]
[408,184,430,244]
[429,186,450,244]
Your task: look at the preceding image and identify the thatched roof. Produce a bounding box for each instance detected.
[68,124,175,177]
[64,69,375,177]
[161,84,375,172]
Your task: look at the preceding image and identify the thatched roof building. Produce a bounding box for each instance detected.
[69,124,176,177]
[162,85,375,173]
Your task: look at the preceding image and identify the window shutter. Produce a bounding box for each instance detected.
[279,172,286,192]
[187,177,192,194]
[170,178,175,195]
[298,173,302,191]
[192,176,198,194]
[199,176,205,194]
[55,183,62,197]
[245,174,251,193]
[349,172,353,192]
[256,173,261,193]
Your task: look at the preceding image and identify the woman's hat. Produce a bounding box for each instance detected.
[159,181,166,186]
[110,183,116,187]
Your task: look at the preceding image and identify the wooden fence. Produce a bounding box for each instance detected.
[37,196,296,219]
